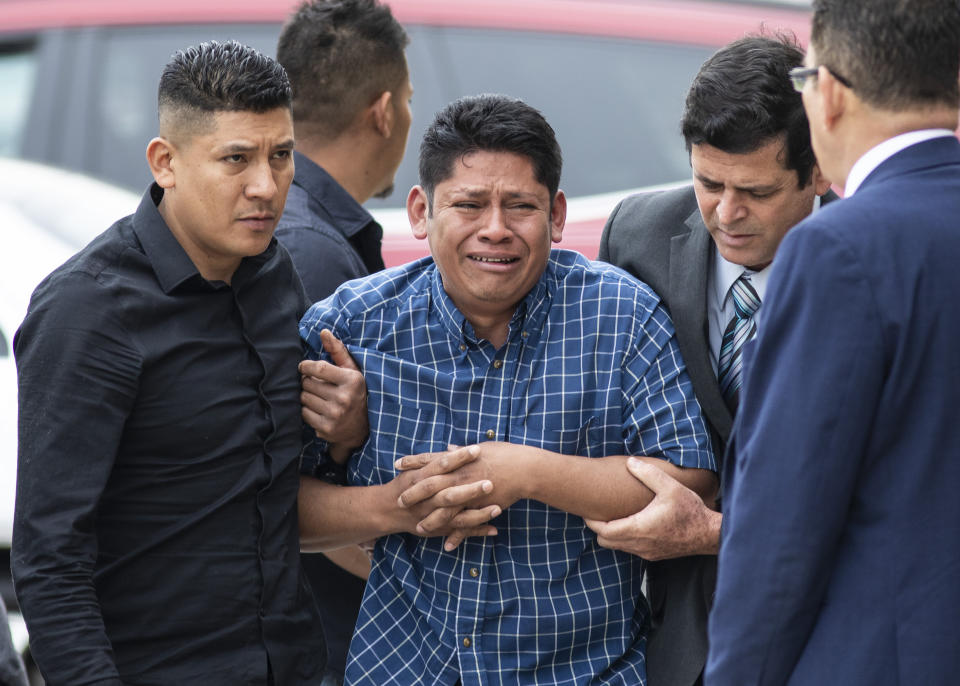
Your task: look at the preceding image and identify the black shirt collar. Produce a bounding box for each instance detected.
[133,183,277,294]
[291,151,376,239]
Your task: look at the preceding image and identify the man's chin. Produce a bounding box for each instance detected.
[373,183,395,200]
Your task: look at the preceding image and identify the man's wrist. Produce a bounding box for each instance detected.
[329,442,354,465]
[512,444,548,502]
[702,509,723,555]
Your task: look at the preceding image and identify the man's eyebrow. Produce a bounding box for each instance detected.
[213,138,295,155]
[503,190,542,201]
[694,173,780,193]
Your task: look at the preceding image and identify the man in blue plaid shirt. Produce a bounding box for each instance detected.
[298,94,717,685]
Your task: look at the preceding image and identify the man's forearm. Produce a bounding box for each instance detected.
[396,444,718,531]
[298,477,407,551]
[522,450,717,522]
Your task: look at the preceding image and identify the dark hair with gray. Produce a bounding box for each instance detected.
[418,94,562,210]
[158,40,291,136]
[277,0,409,141]
[811,0,960,111]
[681,33,815,187]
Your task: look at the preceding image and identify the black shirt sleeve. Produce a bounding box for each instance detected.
[13,271,141,686]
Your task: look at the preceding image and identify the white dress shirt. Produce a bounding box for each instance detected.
[844,129,954,196]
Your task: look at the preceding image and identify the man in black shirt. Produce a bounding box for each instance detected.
[275,3,412,682]
[13,41,325,685]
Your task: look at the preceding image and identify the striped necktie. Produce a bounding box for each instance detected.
[718,272,760,411]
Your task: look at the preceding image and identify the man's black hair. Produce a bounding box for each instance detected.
[681,34,815,187]
[811,0,960,111]
[418,94,562,209]
[158,40,291,136]
[277,0,409,140]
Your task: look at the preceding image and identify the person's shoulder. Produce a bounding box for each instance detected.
[33,217,139,301]
[609,184,698,228]
[276,184,342,238]
[601,184,699,266]
[21,218,143,345]
[303,257,435,323]
[551,249,662,309]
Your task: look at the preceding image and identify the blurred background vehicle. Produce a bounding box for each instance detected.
[0,0,811,265]
[0,1,811,683]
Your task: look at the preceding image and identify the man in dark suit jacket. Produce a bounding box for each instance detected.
[588,36,832,686]
[706,1,960,684]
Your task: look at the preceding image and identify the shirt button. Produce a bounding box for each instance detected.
[492,359,502,369]
[469,567,479,578]
[462,637,472,648]
[459,344,467,352]
[485,429,495,439]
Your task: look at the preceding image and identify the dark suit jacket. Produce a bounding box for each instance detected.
[707,136,960,685]
[598,184,837,686]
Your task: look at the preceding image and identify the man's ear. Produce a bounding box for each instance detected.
[370,90,394,138]
[817,66,847,132]
[407,185,430,240]
[146,137,176,189]
[549,190,567,243]
[810,163,833,196]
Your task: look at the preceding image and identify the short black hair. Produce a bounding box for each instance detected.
[158,40,291,137]
[277,0,409,141]
[681,34,815,187]
[811,0,960,111]
[418,94,562,210]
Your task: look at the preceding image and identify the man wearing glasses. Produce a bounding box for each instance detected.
[591,34,833,686]
[708,1,960,683]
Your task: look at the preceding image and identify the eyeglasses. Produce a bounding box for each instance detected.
[788,66,853,93]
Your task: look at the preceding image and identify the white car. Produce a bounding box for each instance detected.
[0,158,138,681]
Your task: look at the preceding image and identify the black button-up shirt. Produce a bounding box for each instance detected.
[13,185,325,686]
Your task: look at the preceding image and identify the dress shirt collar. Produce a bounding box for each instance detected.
[429,258,552,348]
[133,183,276,294]
[844,129,955,197]
[712,249,772,310]
[291,151,376,238]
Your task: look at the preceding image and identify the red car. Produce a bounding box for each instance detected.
[0,0,812,266]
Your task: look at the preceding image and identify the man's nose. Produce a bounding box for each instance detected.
[244,161,279,200]
[476,205,511,242]
[716,190,746,225]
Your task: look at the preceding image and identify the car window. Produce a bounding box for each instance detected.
[0,43,37,157]
[16,23,712,208]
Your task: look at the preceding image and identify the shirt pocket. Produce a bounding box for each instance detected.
[551,415,603,457]
[349,397,453,486]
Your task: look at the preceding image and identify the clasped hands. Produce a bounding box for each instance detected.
[392,441,525,550]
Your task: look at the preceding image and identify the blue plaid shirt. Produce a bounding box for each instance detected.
[300,250,714,686]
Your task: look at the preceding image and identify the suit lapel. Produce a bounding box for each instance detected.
[669,208,734,446]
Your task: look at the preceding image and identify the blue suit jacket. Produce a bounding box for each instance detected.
[706,136,960,686]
